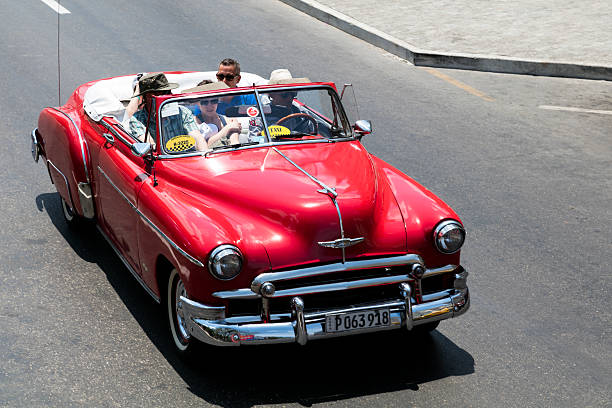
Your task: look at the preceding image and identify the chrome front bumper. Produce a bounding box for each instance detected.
[179,269,470,346]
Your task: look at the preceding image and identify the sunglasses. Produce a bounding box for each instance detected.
[199,98,219,105]
[216,73,237,81]
[277,92,297,98]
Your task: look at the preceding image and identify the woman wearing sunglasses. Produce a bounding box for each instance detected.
[195,94,242,148]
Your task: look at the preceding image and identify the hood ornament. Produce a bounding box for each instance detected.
[318,237,365,249]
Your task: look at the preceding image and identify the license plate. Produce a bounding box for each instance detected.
[325,309,391,333]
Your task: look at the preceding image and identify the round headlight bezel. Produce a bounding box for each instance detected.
[433,220,465,254]
[208,244,243,280]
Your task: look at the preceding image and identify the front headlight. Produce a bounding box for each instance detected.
[208,245,243,280]
[433,220,465,254]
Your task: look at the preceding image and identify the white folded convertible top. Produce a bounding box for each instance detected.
[83,71,267,122]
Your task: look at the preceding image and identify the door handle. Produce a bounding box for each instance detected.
[103,132,115,147]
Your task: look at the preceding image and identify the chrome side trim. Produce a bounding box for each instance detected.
[50,107,91,183]
[47,159,76,211]
[98,166,137,209]
[98,166,204,267]
[97,225,160,303]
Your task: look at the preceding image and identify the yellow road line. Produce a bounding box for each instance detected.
[422,67,494,102]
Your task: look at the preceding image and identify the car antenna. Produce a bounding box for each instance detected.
[56,0,62,106]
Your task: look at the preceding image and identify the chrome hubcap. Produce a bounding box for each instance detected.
[174,279,190,341]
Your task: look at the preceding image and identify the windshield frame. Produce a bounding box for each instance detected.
[155,83,356,159]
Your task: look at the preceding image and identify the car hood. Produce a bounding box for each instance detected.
[159,142,413,270]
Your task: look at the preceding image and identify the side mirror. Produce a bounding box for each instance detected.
[131,142,152,157]
[354,120,372,138]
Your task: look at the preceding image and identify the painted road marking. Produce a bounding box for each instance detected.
[422,67,494,102]
[539,105,612,115]
[40,0,71,14]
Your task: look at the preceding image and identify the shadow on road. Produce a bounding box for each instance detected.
[37,192,475,407]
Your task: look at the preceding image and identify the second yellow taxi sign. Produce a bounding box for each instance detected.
[266,125,291,138]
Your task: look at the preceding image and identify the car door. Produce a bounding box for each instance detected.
[95,121,151,273]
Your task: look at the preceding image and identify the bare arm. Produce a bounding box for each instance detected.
[206,118,242,146]
[189,129,208,151]
[123,83,142,126]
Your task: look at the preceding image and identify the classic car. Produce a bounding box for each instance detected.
[31,71,469,353]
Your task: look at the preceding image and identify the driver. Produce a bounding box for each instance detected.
[124,73,207,151]
[267,69,310,118]
[266,69,316,134]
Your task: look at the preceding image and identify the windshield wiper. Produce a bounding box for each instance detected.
[275,132,315,139]
[211,141,260,151]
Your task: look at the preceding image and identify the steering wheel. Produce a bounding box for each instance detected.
[275,113,318,135]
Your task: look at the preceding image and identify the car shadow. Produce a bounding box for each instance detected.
[37,192,475,407]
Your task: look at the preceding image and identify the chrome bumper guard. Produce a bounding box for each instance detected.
[179,268,469,347]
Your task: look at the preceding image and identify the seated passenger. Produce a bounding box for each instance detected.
[186,80,243,148]
[214,58,257,115]
[196,94,242,148]
[124,73,207,151]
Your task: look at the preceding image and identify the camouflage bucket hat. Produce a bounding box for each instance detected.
[132,72,178,97]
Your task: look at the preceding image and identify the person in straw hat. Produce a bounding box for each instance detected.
[124,72,207,151]
[266,69,312,125]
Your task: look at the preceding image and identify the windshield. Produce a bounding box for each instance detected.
[159,86,353,155]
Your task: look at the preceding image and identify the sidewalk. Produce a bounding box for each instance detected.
[280,0,612,81]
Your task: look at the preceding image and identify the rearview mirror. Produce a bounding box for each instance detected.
[131,142,152,157]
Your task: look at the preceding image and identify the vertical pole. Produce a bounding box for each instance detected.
[57,0,61,106]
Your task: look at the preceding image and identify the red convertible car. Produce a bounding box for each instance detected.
[31,71,469,353]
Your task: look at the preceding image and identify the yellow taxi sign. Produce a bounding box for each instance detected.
[265,125,291,138]
[165,135,196,152]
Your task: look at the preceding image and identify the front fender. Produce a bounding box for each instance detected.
[370,155,462,267]
[136,178,271,305]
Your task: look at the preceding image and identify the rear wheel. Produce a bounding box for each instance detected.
[60,195,83,228]
[166,268,198,355]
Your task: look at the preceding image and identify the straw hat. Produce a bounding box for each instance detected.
[269,69,310,85]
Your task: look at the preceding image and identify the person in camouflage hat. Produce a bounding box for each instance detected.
[124,73,207,151]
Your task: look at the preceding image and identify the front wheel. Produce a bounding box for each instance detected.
[166,268,198,355]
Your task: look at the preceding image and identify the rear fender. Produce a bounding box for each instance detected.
[37,107,95,219]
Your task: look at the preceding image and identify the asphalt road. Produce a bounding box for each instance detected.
[1,0,611,406]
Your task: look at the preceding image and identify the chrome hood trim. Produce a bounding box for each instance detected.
[273,147,360,263]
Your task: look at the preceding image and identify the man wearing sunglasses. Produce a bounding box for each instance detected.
[215,58,257,115]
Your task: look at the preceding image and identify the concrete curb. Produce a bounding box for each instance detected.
[279,0,612,81]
